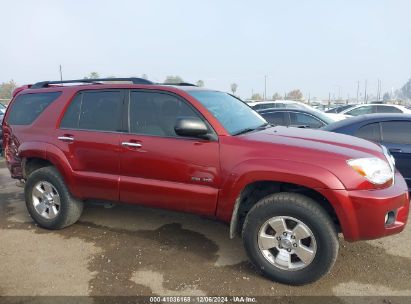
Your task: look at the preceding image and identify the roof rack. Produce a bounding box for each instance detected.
[31,77,154,89]
[161,82,197,86]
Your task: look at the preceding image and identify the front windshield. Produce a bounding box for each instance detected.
[189,90,267,135]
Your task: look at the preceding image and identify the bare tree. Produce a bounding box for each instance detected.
[84,72,100,79]
[287,89,303,100]
[272,92,282,100]
[251,93,263,100]
[0,80,17,100]
[230,83,238,95]
[164,75,184,84]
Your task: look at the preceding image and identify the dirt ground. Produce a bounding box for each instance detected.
[0,158,410,303]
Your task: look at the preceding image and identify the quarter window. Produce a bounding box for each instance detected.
[60,91,123,132]
[129,91,202,137]
[8,92,61,125]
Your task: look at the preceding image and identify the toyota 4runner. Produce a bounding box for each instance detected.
[2,78,409,285]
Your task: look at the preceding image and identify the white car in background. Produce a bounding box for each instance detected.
[326,103,411,121]
[248,100,347,120]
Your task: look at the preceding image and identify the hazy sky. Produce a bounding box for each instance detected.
[1,0,410,99]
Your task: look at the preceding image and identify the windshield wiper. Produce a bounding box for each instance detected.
[233,123,272,136]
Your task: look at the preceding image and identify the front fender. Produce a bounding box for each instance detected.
[216,158,345,223]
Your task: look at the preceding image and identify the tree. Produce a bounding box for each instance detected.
[251,93,262,100]
[383,92,391,101]
[230,83,238,95]
[0,80,17,100]
[272,92,282,100]
[399,78,411,100]
[164,75,184,84]
[287,89,303,100]
[196,80,204,87]
[84,72,100,79]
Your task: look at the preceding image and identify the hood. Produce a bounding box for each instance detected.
[240,126,384,161]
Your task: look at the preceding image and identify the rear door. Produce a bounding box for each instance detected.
[380,121,411,189]
[119,90,220,215]
[56,90,124,201]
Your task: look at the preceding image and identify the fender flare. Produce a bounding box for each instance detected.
[214,158,346,238]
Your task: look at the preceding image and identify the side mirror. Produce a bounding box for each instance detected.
[174,117,209,138]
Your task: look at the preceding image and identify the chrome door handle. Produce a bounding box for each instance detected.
[58,136,74,142]
[121,142,142,148]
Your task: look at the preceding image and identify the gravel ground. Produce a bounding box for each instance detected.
[0,158,410,303]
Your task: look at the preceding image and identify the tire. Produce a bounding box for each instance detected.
[242,192,339,285]
[24,166,83,229]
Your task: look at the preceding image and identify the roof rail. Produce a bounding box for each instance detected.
[161,82,197,86]
[31,77,154,89]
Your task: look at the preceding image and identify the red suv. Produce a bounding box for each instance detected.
[2,78,409,285]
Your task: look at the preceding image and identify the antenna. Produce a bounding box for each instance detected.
[59,65,63,84]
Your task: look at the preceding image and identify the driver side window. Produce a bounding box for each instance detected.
[129,91,202,137]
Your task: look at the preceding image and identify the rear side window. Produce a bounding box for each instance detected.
[381,121,411,144]
[60,91,123,132]
[261,112,288,126]
[289,112,324,128]
[345,105,374,116]
[355,122,381,142]
[7,92,61,125]
[376,105,402,113]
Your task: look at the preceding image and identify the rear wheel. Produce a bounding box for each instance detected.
[25,166,83,229]
[242,192,339,285]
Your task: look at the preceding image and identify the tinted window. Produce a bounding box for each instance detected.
[261,112,288,126]
[376,105,402,113]
[355,123,381,142]
[289,112,323,128]
[129,91,202,137]
[8,92,61,125]
[381,121,411,144]
[188,91,266,135]
[60,91,123,132]
[345,105,374,116]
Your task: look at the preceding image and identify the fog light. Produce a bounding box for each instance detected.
[385,211,396,226]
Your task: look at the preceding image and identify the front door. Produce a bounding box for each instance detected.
[119,90,220,215]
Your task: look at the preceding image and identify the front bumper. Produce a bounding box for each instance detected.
[320,172,409,241]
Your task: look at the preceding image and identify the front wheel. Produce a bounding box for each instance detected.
[242,192,339,285]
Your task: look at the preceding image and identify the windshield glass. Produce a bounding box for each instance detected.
[188,91,267,135]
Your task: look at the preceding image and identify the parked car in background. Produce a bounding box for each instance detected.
[326,104,355,113]
[0,113,4,154]
[338,104,411,117]
[258,108,336,129]
[0,103,6,114]
[323,113,411,191]
[248,100,314,111]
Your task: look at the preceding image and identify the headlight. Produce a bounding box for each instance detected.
[347,157,393,185]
